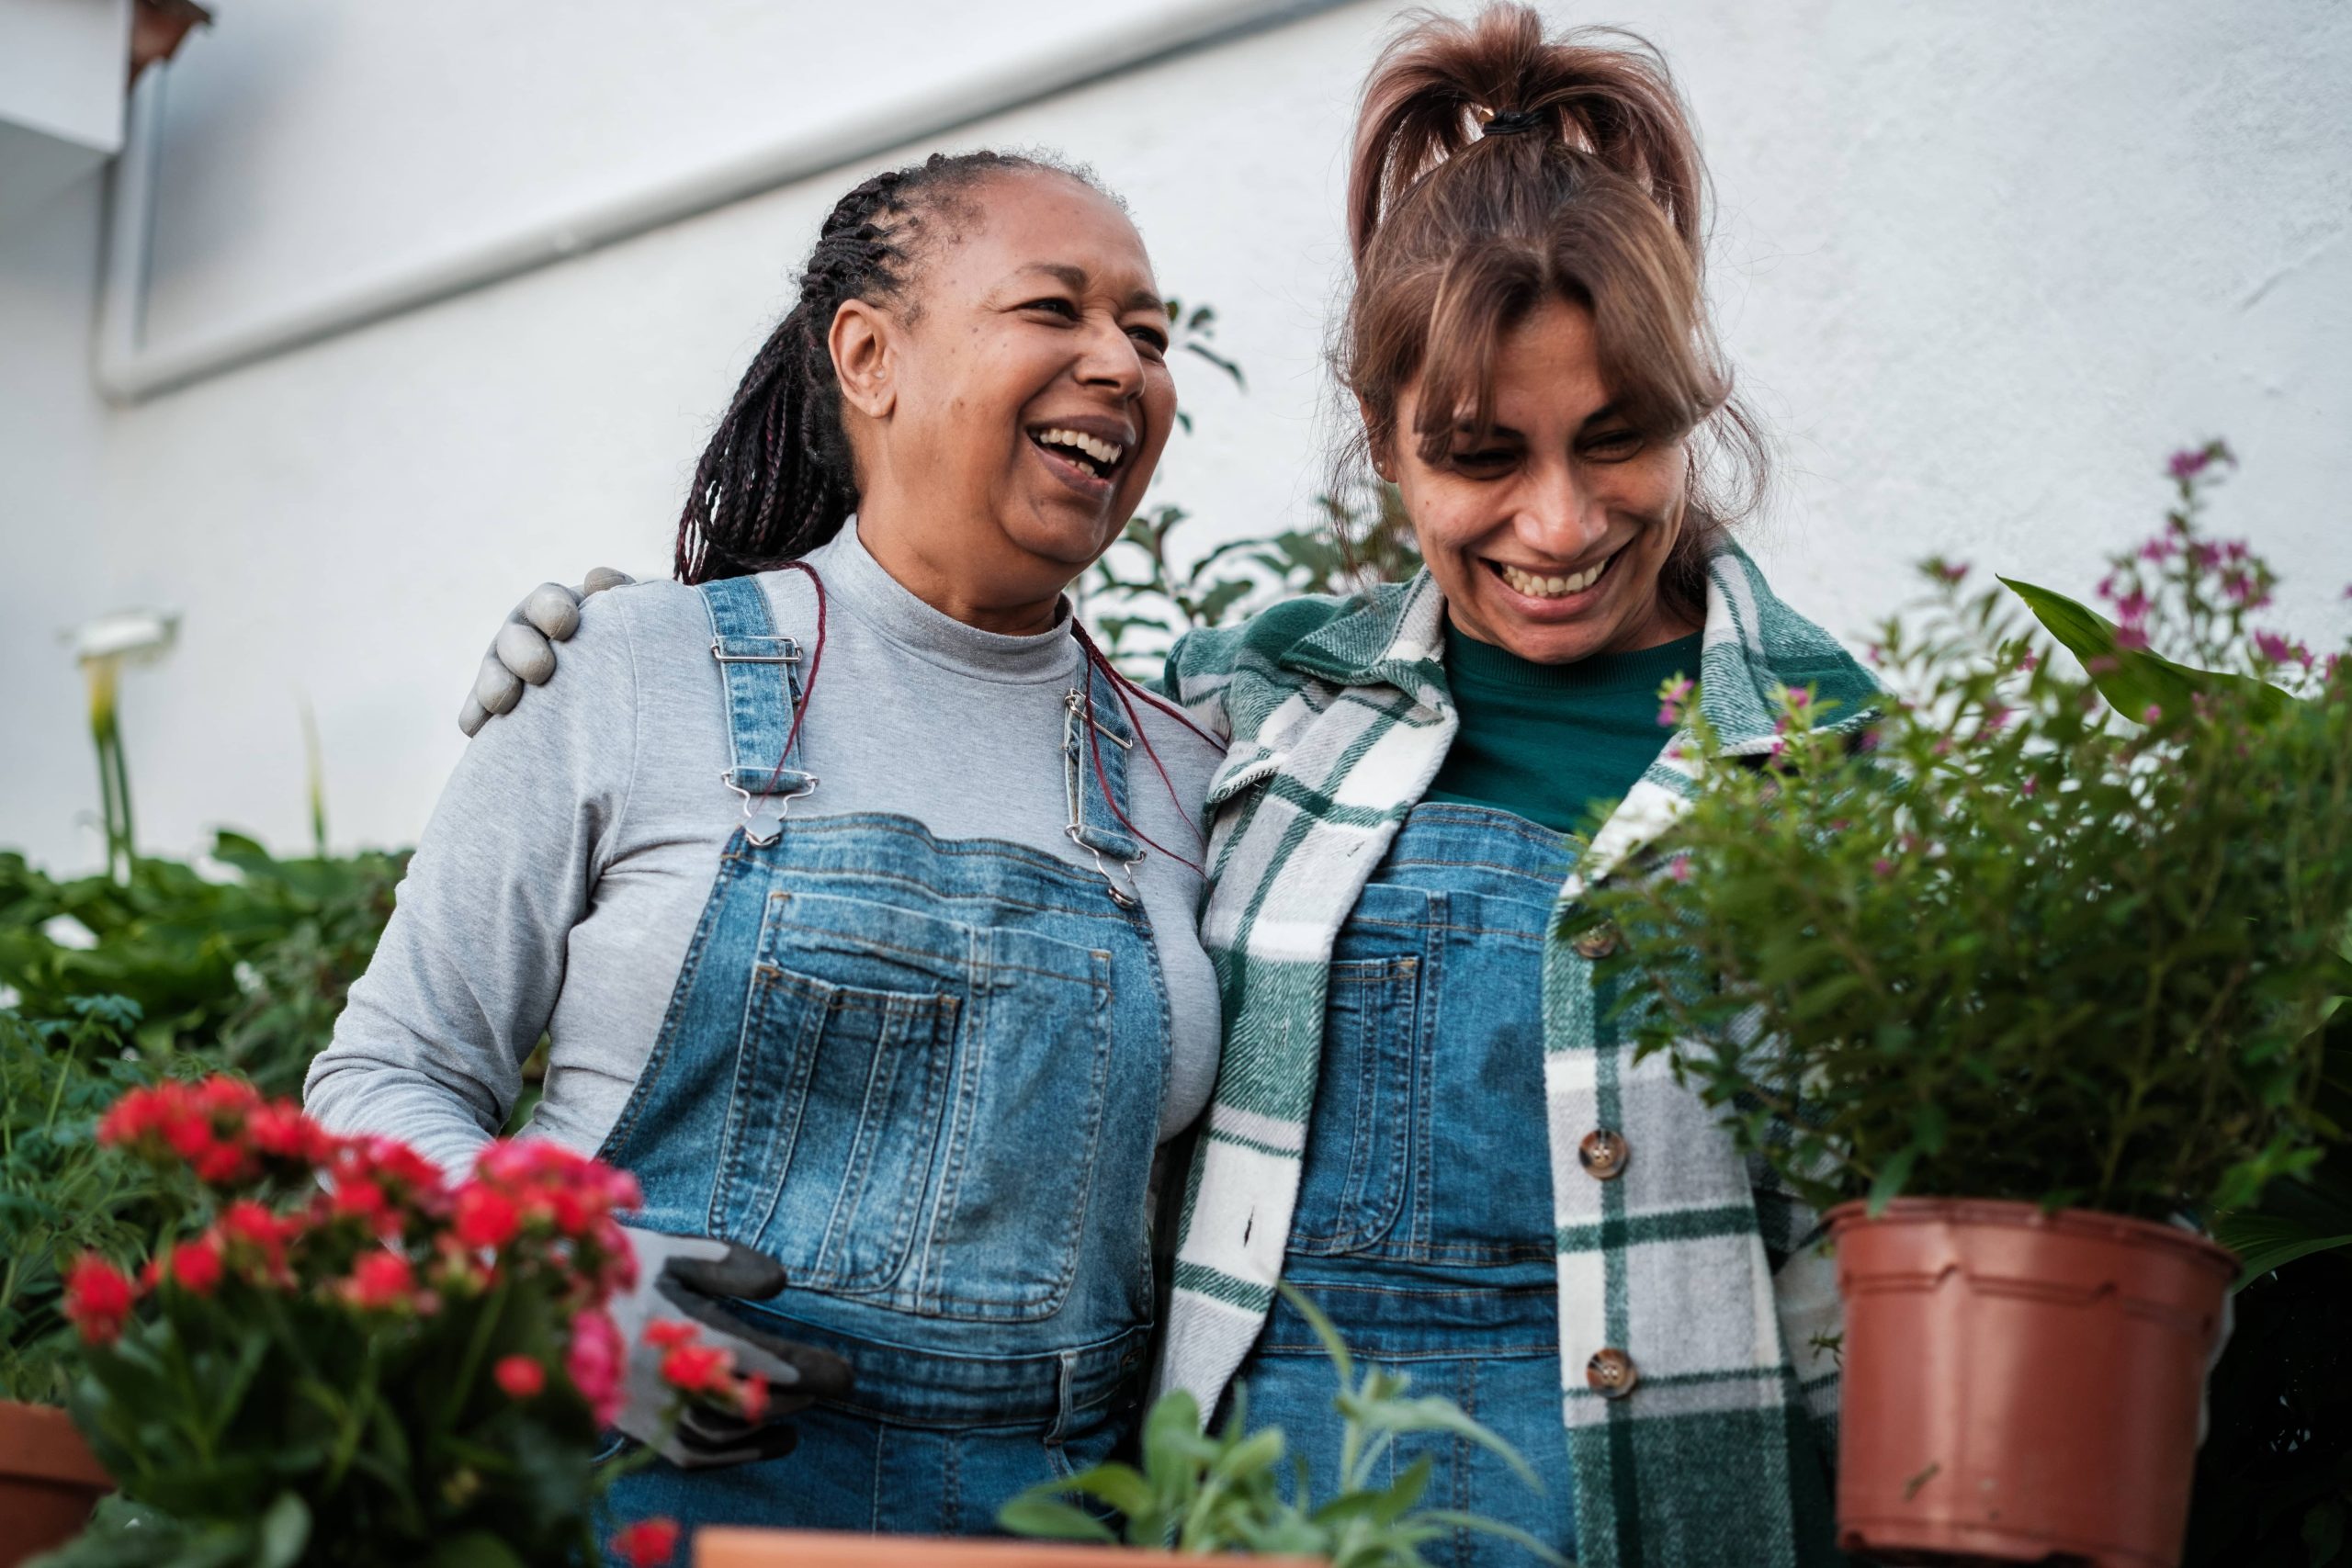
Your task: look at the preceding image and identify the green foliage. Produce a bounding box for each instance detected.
[0,998,172,1404]
[1585,448,2352,1223]
[0,831,406,1097]
[1000,1285,1562,1566]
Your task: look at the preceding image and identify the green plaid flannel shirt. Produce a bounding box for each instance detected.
[1153,541,1879,1568]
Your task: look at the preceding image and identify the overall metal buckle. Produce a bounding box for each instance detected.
[724,771,818,848]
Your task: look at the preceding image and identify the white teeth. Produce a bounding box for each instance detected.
[1035,427,1125,469]
[1498,559,1606,598]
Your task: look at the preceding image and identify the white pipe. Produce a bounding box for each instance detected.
[94,0,1341,405]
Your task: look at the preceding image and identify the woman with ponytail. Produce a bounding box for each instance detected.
[457,10,1867,1562]
[1155,12,1863,1564]
[306,152,1228,1540]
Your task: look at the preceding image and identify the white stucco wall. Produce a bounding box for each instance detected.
[3,0,2347,874]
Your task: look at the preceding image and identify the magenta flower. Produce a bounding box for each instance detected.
[2167,448,2211,480]
[2021,776,2040,797]
[1928,558,1970,586]
[2113,625,2151,651]
[2140,536,2179,564]
[1872,858,1895,878]
[1668,858,1692,884]
[2142,704,2165,724]
[2017,649,2040,673]
[1656,705,1679,728]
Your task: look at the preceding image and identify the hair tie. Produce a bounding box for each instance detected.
[1480,108,1545,138]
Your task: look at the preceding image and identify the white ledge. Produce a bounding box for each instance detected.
[95,0,1337,405]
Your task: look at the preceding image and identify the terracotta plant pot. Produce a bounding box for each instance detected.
[696,1528,1322,1566]
[0,1399,111,1568]
[1828,1199,2234,1568]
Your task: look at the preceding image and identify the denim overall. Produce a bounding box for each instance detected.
[1228,803,1577,1566]
[597,576,1170,1535]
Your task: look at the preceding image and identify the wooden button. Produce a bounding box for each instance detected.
[1577,1129,1630,1180]
[1571,925,1619,960]
[1586,1348,1638,1399]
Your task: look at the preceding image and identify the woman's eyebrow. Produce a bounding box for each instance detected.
[1013,263,1163,314]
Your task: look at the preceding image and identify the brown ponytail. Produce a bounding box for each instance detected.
[1340,5,1762,623]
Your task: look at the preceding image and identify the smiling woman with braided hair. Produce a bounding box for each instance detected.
[304,151,1227,1540]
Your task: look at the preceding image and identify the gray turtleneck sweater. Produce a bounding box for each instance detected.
[304,525,1223,1178]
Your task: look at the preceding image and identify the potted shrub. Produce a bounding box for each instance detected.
[1580,446,2352,1566]
[25,1075,761,1568]
[0,998,160,1568]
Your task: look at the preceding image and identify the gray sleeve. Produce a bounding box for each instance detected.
[303,591,644,1177]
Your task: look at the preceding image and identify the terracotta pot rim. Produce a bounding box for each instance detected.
[0,1399,111,1490]
[1824,1196,2237,1272]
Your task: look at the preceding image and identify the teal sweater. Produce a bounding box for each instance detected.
[1425,626,1704,835]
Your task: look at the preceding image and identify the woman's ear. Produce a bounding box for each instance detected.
[831,299,897,421]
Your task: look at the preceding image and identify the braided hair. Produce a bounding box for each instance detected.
[673,150,1113,584]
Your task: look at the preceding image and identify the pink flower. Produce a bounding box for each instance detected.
[1668,858,1692,884]
[1928,559,1970,586]
[2140,536,2180,564]
[2253,630,2311,669]
[1871,858,1894,879]
[2017,650,2040,673]
[1655,705,1680,728]
[2113,589,2151,624]
[2021,776,2040,797]
[567,1308,627,1427]
[2142,704,2165,725]
[609,1519,681,1568]
[494,1355,546,1399]
[64,1255,136,1345]
[1786,687,1812,710]
[2113,625,2150,652]
[2166,448,2211,480]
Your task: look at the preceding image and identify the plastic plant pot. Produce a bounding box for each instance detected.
[0,1399,111,1568]
[1828,1199,2234,1568]
[695,1528,1326,1566]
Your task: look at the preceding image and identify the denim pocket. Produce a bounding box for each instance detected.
[717,959,960,1293]
[721,889,1113,1319]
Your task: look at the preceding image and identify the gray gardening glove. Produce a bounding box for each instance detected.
[610,1227,852,1470]
[458,568,636,736]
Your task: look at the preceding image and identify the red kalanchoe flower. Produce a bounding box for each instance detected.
[341,1250,420,1312]
[167,1236,224,1296]
[454,1184,521,1250]
[642,1320,699,1351]
[659,1343,736,1396]
[567,1308,627,1427]
[609,1518,681,1568]
[736,1371,770,1424]
[494,1354,547,1399]
[63,1255,136,1345]
[246,1100,337,1167]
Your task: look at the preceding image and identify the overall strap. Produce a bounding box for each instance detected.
[1064,652,1143,899]
[700,575,813,843]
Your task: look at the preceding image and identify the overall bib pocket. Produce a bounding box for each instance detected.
[717,887,1115,1318]
[1287,883,1431,1256]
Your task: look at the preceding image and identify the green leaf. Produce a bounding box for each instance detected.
[2212,1211,2352,1287]
[1999,576,2289,722]
[1275,1281,1351,1383]
[995,1495,1119,1542]
[254,1493,310,1568]
[1415,1508,1572,1565]
[420,1531,528,1568]
[1866,1146,1918,1215]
